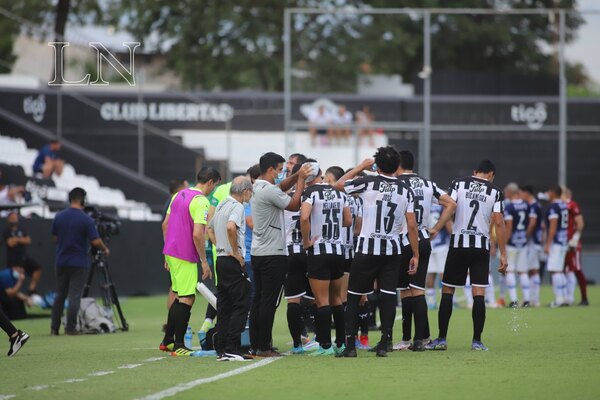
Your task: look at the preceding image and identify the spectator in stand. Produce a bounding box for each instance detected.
[33,139,65,179]
[333,105,353,143]
[0,169,25,205]
[0,266,33,320]
[2,212,43,295]
[308,105,332,146]
[356,105,375,147]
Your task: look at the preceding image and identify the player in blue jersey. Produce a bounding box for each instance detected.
[503,184,534,308]
[545,186,569,307]
[521,185,543,307]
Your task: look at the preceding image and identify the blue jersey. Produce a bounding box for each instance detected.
[504,199,530,248]
[546,200,569,246]
[528,200,543,245]
[429,203,450,249]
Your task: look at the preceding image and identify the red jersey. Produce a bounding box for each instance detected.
[566,200,581,240]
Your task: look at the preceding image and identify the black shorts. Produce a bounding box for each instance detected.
[348,253,402,296]
[344,257,353,273]
[285,253,313,299]
[442,247,490,288]
[317,128,327,136]
[307,254,344,281]
[397,239,432,291]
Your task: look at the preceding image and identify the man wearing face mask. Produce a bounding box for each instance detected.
[249,152,312,357]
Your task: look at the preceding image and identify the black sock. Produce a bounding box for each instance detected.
[163,299,178,344]
[379,293,396,345]
[287,303,303,348]
[316,306,332,349]
[401,296,414,341]
[0,309,17,337]
[344,294,360,350]
[332,305,345,347]
[205,303,217,320]
[358,302,370,336]
[174,301,192,347]
[412,295,428,341]
[472,296,486,342]
[438,293,454,339]
[342,301,347,312]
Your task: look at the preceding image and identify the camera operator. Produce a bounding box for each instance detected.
[50,188,109,335]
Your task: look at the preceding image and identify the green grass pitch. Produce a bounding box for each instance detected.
[1,286,599,400]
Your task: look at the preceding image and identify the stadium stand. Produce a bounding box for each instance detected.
[0,134,161,221]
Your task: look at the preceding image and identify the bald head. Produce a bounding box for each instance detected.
[504,182,519,199]
[231,176,252,194]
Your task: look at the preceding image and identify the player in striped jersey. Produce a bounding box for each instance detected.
[425,203,451,308]
[283,162,315,354]
[504,184,534,308]
[521,185,543,307]
[427,160,507,352]
[334,146,420,358]
[395,151,456,352]
[300,161,352,356]
[545,186,569,307]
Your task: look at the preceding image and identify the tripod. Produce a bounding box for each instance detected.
[83,249,129,331]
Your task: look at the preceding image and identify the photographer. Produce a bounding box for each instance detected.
[50,188,109,335]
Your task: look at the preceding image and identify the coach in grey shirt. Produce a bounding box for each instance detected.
[249,152,311,356]
[207,176,254,360]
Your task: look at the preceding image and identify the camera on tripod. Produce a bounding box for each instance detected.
[83,206,128,331]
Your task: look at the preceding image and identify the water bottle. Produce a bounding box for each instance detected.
[198,330,207,349]
[184,326,193,349]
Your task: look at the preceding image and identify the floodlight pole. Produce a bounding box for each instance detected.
[137,68,145,177]
[420,11,432,178]
[283,9,292,157]
[558,10,567,187]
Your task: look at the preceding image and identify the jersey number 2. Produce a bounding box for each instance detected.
[467,200,479,231]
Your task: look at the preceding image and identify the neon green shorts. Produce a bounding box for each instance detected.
[166,255,198,297]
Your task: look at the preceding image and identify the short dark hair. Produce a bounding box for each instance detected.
[398,150,415,170]
[196,167,221,184]
[259,152,286,174]
[69,187,86,205]
[521,185,534,195]
[374,146,400,174]
[246,164,261,180]
[291,159,307,175]
[326,166,344,181]
[50,139,60,145]
[549,185,562,197]
[475,160,496,175]
[290,153,307,165]
[168,179,187,195]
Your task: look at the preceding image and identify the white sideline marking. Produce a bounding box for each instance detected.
[119,364,142,369]
[137,358,280,400]
[30,385,51,391]
[142,357,166,362]
[0,395,16,400]
[64,378,87,383]
[88,371,115,377]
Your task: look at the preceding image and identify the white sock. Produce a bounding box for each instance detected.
[426,288,436,307]
[552,273,566,305]
[486,274,496,303]
[519,274,531,302]
[506,273,518,302]
[530,273,540,304]
[566,271,576,304]
[464,277,473,307]
[498,274,506,300]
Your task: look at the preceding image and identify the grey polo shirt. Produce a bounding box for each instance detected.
[209,196,246,258]
[250,179,291,256]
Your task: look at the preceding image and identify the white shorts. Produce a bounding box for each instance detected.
[527,243,542,271]
[507,246,529,273]
[546,244,568,272]
[428,246,448,274]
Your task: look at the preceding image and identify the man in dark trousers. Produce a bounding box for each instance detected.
[50,188,110,335]
[207,176,254,361]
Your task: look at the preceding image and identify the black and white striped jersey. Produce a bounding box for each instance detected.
[344,195,363,260]
[302,183,348,256]
[397,173,446,240]
[284,208,303,255]
[345,174,414,256]
[448,176,504,250]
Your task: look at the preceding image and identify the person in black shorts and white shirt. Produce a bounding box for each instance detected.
[301,160,351,356]
[334,146,420,358]
[395,151,456,352]
[427,160,508,352]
